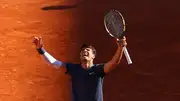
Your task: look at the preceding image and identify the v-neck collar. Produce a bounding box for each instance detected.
[80,64,95,71]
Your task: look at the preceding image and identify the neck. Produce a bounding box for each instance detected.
[81,60,94,69]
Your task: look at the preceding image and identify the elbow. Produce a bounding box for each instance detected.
[109,62,118,69]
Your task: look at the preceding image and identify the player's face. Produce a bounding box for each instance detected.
[80,48,95,61]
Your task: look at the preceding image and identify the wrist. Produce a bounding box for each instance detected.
[117,45,123,50]
[37,47,46,55]
[119,44,125,47]
[117,41,125,48]
[117,41,127,47]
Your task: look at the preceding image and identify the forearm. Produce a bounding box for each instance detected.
[104,37,127,73]
[110,46,123,66]
[37,48,64,68]
[104,46,123,73]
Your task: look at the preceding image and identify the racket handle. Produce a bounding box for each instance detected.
[123,47,132,64]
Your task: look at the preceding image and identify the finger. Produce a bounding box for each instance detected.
[120,38,126,43]
[34,36,38,39]
[33,37,39,41]
[116,38,119,42]
[39,37,42,44]
[33,38,41,46]
[122,36,126,40]
[39,37,42,41]
[32,37,37,43]
[32,37,38,43]
[115,38,120,44]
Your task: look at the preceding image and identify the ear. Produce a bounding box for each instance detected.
[92,54,95,59]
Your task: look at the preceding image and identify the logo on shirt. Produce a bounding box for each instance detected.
[89,72,95,75]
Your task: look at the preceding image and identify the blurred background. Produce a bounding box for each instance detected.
[0,0,179,101]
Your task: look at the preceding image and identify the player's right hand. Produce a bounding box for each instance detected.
[32,36,43,49]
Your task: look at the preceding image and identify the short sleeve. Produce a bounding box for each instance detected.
[65,62,74,75]
[94,63,106,77]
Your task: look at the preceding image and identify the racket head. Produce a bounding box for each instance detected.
[104,10,126,39]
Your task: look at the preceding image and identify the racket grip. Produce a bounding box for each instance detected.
[123,47,132,64]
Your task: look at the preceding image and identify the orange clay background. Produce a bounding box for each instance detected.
[0,0,179,101]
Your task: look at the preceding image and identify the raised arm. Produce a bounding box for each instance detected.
[33,37,66,69]
[103,36,127,73]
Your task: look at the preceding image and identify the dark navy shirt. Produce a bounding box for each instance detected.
[65,63,105,101]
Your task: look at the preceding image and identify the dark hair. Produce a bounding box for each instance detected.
[80,44,96,56]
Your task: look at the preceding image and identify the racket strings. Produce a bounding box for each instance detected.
[105,11,125,38]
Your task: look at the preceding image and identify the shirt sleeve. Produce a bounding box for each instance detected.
[40,48,65,68]
[65,62,75,75]
[94,63,106,77]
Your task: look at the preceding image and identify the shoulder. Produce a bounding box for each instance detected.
[65,62,81,68]
[92,63,106,77]
[65,63,81,75]
[93,63,105,71]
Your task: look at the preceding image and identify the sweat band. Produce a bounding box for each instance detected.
[37,47,46,54]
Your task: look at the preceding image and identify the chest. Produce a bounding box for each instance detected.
[71,67,99,82]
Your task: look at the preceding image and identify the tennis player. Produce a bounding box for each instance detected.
[33,36,127,101]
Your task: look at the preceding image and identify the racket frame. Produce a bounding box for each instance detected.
[104,10,132,64]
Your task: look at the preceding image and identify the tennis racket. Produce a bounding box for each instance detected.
[104,10,132,64]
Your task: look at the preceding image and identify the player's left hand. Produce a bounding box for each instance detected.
[116,36,127,47]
